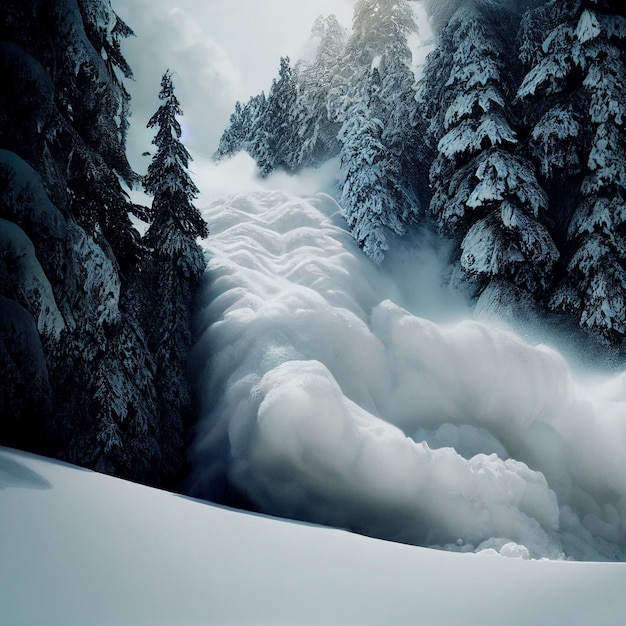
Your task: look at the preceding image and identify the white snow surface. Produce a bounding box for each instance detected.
[188,184,626,562]
[2,445,626,626]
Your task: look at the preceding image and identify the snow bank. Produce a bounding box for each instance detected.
[189,188,626,561]
[2,446,626,626]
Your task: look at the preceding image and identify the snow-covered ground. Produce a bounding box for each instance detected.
[2,445,626,626]
[188,171,626,562]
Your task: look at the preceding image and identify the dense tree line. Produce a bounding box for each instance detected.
[0,0,207,486]
[216,0,626,347]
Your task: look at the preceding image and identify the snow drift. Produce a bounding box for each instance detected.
[4,446,626,626]
[188,188,626,561]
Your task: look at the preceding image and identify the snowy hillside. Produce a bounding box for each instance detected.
[187,183,626,562]
[2,445,626,626]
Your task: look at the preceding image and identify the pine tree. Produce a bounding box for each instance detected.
[62,0,142,265]
[250,57,300,175]
[339,98,413,263]
[214,58,301,176]
[421,3,558,296]
[340,0,418,137]
[141,70,208,479]
[144,71,208,239]
[294,15,347,167]
[0,0,165,479]
[518,0,626,342]
[336,0,422,262]
[214,93,266,163]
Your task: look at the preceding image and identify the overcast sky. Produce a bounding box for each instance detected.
[113,0,358,171]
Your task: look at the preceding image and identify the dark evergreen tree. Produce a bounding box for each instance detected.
[214,92,266,163]
[336,0,422,263]
[140,71,208,479]
[518,0,626,342]
[214,1,425,264]
[214,58,300,176]
[0,0,148,465]
[250,57,300,175]
[0,1,202,486]
[144,71,208,239]
[339,99,411,263]
[421,2,558,296]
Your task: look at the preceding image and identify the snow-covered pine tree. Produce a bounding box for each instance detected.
[214,92,266,163]
[144,71,208,239]
[518,0,626,342]
[337,0,423,263]
[421,2,558,296]
[0,0,192,486]
[60,0,144,265]
[249,56,301,175]
[293,15,347,167]
[216,16,347,171]
[214,2,424,262]
[140,71,208,480]
[516,0,589,236]
[348,0,417,147]
[215,58,300,175]
[339,98,414,263]
[91,323,159,478]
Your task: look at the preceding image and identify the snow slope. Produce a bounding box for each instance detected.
[188,185,626,562]
[2,445,626,626]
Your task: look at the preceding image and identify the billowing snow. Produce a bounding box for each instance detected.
[2,446,626,626]
[188,182,626,562]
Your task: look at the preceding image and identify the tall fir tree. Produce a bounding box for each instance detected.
[250,56,300,175]
[420,2,558,297]
[293,15,347,167]
[339,97,412,263]
[517,0,626,343]
[213,92,266,163]
[338,0,422,263]
[140,70,208,480]
[0,0,169,481]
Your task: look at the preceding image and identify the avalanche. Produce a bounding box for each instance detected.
[188,181,626,562]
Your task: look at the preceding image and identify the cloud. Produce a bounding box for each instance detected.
[115,0,242,169]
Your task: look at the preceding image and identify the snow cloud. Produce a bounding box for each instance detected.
[188,186,626,562]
